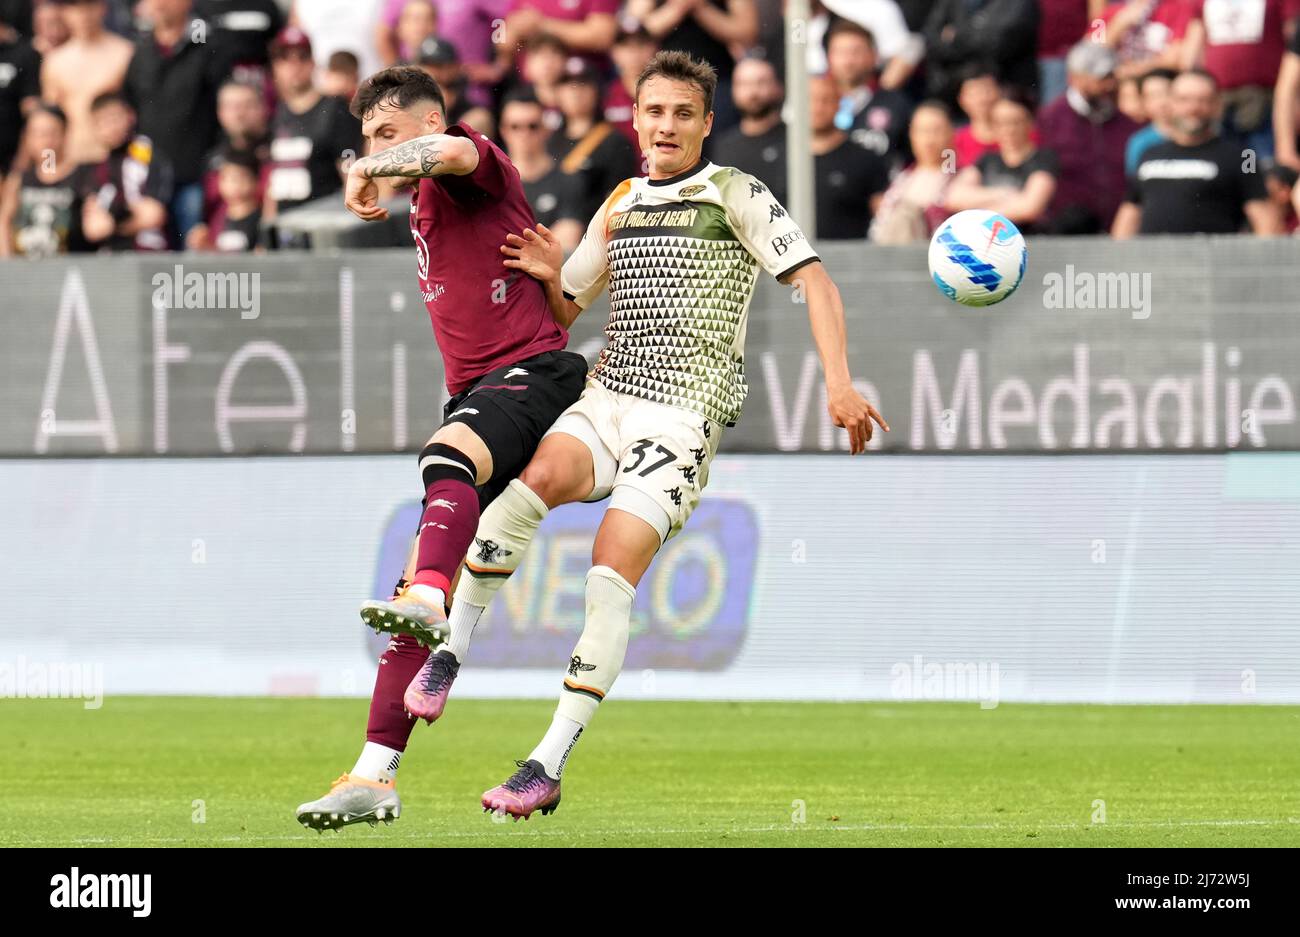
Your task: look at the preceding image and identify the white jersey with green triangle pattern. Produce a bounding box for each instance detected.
[560,161,819,427]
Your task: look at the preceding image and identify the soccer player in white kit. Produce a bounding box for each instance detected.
[429,50,890,819]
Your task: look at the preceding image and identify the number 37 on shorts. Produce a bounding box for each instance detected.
[543,379,724,541]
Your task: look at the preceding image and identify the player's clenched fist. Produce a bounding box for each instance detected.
[344,161,390,222]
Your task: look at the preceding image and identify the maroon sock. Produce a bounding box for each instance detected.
[365,633,428,750]
[411,475,481,594]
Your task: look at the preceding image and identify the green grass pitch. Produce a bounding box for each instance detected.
[3,698,1298,847]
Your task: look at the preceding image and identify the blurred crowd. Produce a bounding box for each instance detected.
[1,0,1298,257]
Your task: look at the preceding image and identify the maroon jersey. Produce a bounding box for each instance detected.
[408,122,568,394]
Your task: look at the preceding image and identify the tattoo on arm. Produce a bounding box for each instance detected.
[367,138,445,178]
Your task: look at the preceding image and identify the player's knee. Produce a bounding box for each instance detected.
[418,441,477,490]
[590,512,662,587]
[428,424,491,483]
[518,460,580,508]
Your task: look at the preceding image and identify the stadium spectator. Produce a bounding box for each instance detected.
[1275,23,1300,169]
[1096,0,1191,79]
[870,100,958,243]
[626,0,759,133]
[80,91,171,252]
[713,55,786,202]
[1117,74,1145,122]
[1113,69,1283,235]
[952,63,1001,168]
[518,32,568,131]
[1125,67,1176,176]
[187,147,263,251]
[1037,40,1139,232]
[30,0,69,56]
[808,73,890,239]
[547,58,638,221]
[606,25,658,151]
[202,78,271,227]
[807,0,925,93]
[39,0,133,165]
[922,0,1040,104]
[505,0,619,71]
[289,0,381,80]
[1037,0,1099,105]
[322,50,360,103]
[1264,163,1298,232]
[945,88,1058,232]
[265,26,361,220]
[413,36,495,137]
[0,104,87,256]
[499,89,584,248]
[194,0,284,97]
[375,0,510,106]
[393,0,440,65]
[122,0,230,245]
[0,6,40,175]
[1182,0,1300,161]
[825,19,912,169]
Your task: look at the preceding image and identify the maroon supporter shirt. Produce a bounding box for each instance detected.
[408,122,568,394]
[1192,0,1300,90]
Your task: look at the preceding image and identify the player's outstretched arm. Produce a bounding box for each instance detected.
[344,134,480,221]
[783,261,890,454]
[501,224,584,329]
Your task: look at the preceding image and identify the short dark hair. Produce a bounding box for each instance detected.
[1177,67,1220,92]
[635,50,717,115]
[914,98,954,123]
[220,146,260,176]
[350,65,446,121]
[734,53,778,80]
[527,32,566,56]
[90,91,131,113]
[997,85,1037,114]
[501,87,542,110]
[614,25,655,46]
[1137,67,1178,93]
[825,18,876,50]
[957,61,999,86]
[327,50,360,75]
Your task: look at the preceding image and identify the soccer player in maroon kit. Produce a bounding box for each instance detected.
[295,67,587,831]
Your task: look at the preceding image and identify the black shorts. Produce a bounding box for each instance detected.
[440,349,589,509]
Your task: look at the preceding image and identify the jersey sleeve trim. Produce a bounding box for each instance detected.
[776,255,821,282]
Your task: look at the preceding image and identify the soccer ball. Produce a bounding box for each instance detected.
[927,210,1027,307]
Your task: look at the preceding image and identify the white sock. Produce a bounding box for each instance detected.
[445,600,485,663]
[352,741,402,783]
[407,584,446,609]
[454,479,548,607]
[529,715,584,781]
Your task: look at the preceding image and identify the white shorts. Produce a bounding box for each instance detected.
[543,379,724,542]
